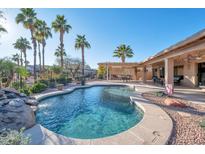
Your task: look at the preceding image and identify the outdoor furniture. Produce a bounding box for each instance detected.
[121,75,132,82]
[152,76,164,86]
[56,84,64,90]
[174,75,184,86]
[111,74,120,80]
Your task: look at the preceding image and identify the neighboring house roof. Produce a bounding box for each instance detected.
[98,62,139,66]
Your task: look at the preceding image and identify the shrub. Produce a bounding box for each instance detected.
[200,119,205,128]
[56,76,67,85]
[19,86,31,96]
[30,82,48,93]
[38,79,49,86]
[11,81,21,90]
[0,128,30,145]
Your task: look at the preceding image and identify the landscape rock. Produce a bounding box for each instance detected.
[164,98,186,108]
[0,95,7,100]
[2,88,20,95]
[9,98,25,107]
[0,88,37,130]
[0,90,5,96]
[0,103,35,130]
[6,93,18,99]
[19,93,27,97]
[0,99,10,106]
[25,99,39,106]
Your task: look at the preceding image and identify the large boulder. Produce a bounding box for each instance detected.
[25,99,39,106]
[164,98,186,108]
[0,97,36,130]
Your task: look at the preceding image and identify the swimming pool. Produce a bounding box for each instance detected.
[36,85,144,139]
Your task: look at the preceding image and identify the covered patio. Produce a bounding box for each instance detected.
[140,29,205,89]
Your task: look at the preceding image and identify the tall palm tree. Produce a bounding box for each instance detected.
[34,19,44,73]
[16,8,37,81]
[0,11,7,35]
[75,35,91,85]
[113,44,134,63]
[52,15,71,68]
[13,37,31,68]
[54,46,67,67]
[41,21,52,71]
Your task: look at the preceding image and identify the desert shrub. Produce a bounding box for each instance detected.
[0,128,30,145]
[56,76,67,85]
[38,79,49,86]
[200,119,205,128]
[11,81,21,90]
[154,91,166,97]
[19,86,31,96]
[30,82,47,93]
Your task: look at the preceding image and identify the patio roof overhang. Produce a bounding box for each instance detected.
[140,29,205,66]
[98,62,140,68]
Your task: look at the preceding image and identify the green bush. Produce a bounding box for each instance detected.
[0,128,30,145]
[38,79,49,86]
[56,76,67,85]
[11,81,21,90]
[30,82,48,93]
[20,86,31,96]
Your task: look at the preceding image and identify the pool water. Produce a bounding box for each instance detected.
[36,86,143,139]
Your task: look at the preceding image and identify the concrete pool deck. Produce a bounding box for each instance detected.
[24,82,173,145]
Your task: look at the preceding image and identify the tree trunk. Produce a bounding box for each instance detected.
[42,39,46,71]
[38,41,42,73]
[81,46,85,85]
[60,31,64,68]
[24,50,27,68]
[20,51,23,66]
[121,56,125,63]
[31,29,37,82]
[61,54,63,68]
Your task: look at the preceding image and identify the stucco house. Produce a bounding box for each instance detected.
[98,29,205,88]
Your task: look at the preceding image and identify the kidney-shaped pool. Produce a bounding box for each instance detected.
[36,85,144,139]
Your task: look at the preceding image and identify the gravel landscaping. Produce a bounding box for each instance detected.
[142,92,205,145]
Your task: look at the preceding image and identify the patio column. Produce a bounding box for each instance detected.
[106,63,109,80]
[164,58,174,86]
[142,66,147,83]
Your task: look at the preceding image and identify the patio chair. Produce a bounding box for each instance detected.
[174,75,184,86]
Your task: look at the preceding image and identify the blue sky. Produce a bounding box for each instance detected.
[1,8,205,68]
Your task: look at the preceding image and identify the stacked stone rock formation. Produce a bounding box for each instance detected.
[0,88,38,131]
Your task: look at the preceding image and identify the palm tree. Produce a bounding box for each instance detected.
[0,25,7,33]
[75,35,91,85]
[0,11,7,35]
[11,53,20,81]
[54,46,67,67]
[52,15,71,68]
[41,21,52,71]
[13,37,31,68]
[12,53,20,66]
[16,8,37,81]
[34,19,44,73]
[113,44,134,63]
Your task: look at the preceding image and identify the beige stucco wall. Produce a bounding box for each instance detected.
[109,67,138,80]
[182,62,198,87]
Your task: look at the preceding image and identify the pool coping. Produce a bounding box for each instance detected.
[25,82,173,145]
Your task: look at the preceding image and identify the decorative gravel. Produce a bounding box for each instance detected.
[142,92,205,145]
